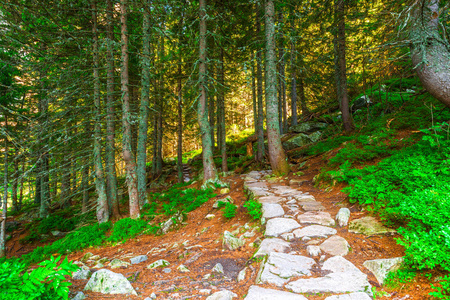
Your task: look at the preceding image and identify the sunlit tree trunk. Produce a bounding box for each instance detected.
[411,0,450,108]
[265,0,290,176]
[121,0,140,218]
[0,124,8,257]
[218,48,228,173]
[199,0,217,183]
[334,0,352,132]
[12,149,18,212]
[106,0,119,218]
[81,159,89,214]
[137,2,151,206]
[177,60,184,183]
[256,5,265,162]
[92,0,109,223]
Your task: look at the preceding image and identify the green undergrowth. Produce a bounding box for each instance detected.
[244,199,262,220]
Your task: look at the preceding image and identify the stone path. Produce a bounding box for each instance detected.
[243,170,376,300]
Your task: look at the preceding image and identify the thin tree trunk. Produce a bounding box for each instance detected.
[219,48,228,173]
[121,0,140,218]
[39,72,49,218]
[209,65,215,148]
[334,0,352,132]
[280,45,287,133]
[137,2,151,206]
[106,0,119,218]
[12,149,18,212]
[252,52,257,135]
[199,0,217,183]
[177,61,184,183]
[265,0,290,176]
[256,5,265,162]
[290,41,298,126]
[92,0,109,223]
[155,36,164,176]
[298,53,309,118]
[0,128,8,257]
[81,161,89,214]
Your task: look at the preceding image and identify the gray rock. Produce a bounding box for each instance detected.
[223,231,245,250]
[205,214,216,220]
[271,185,296,195]
[289,122,328,133]
[363,257,404,285]
[293,225,337,239]
[257,252,315,286]
[51,230,66,237]
[324,292,372,300]
[130,255,148,265]
[262,203,285,219]
[206,290,237,300]
[286,271,371,295]
[265,218,301,237]
[349,216,396,235]
[97,257,109,264]
[283,133,312,150]
[244,181,269,189]
[110,259,131,269]
[258,196,284,204]
[213,196,233,208]
[93,262,104,269]
[309,131,323,143]
[323,256,361,274]
[160,211,184,234]
[307,245,321,257]
[300,201,326,211]
[162,268,171,273]
[298,211,335,226]
[289,179,307,186]
[73,266,91,280]
[81,252,94,263]
[237,267,247,282]
[84,269,137,295]
[320,235,350,256]
[254,238,291,257]
[72,291,86,300]
[147,259,170,269]
[244,286,308,300]
[212,263,224,274]
[280,232,295,241]
[336,208,351,227]
[247,187,272,198]
[177,264,190,273]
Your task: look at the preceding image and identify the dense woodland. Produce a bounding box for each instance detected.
[0,0,450,298]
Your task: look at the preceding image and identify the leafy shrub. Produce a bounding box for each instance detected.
[0,256,78,300]
[223,203,237,219]
[107,218,149,243]
[244,200,262,220]
[430,275,450,299]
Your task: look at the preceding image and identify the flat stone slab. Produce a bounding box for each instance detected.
[289,191,316,202]
[262,203,285,219]
[247,187,273,198]
[244,286,308,300]
[271,185,296,195]
[257,252,315,286]
[323,256,361,273]
[320,235,350,256]
[300,201,326,211]
[258,196,284,204]
[130,255,148,265]
[324,292,372,300]
[265,218,301,237]
[298,211,335,226]
[363,257,403,285]
[349,216,396,235]
[254,238,291,257]
[286,271,372,295]
[293,225,337,239]
[245,182,269,189]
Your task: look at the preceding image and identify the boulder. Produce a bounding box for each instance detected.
[265,218,301,237]
[257,252,315,286]
[84,269,137,295]
[223,231,245,250]
[283,133,311,150]
[289,122,328,133]
[244,286,308,300]
[349,216,396,235]
[336,208,351,227]
[206,290,237,300]
[363,257,404,285]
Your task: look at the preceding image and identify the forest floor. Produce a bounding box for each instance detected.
[6,153,438,299]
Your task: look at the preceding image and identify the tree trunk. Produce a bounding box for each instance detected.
[121,0,140,219]
[137,1,151,206]
[0,132,8,257]
[12,149,18,212]
[199,0,218,183]
[411,0,450,108]
[265,0,290,176]
[38,76,49,218]
[92,0,109,223]
[177,60,184,183]
[81,160,89,214]
[218,48,228,173]
[256,5,265,162]
[334,0,352,132]
[252,52,257,135]
[106,0,119,218]
[290,41,298,126]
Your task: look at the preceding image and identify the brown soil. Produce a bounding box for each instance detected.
[6,148,439,299]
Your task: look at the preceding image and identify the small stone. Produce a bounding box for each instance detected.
[289,179,307,186]
[200,289,212,295]
[130,255,148,265]
[147,259,170,269]
[258,196,284,204]
[51,230,66,237]
[265,218,301,237]
[213,196,233,208]
[150,293,157,299]
[84,269,137,295]
[203,273,211,280]
[72,291,86,300]
[307,245,321,257]
[212,263,224,274]
[81,252,94,263]
[206,214,216,220]
[163,268,171,273]
[241,231,256,238]
[280,232,295,241]
[254,238,291,257]
[237,267,247,282]
[320,235,350,256]
[293,225,337,238]
[223,231,245,250]
[90,255,100,261]
[97,257,109,264]
[298,211,335,226]
[336,208,351,227]
[177,264,190,273]
[110,259,131,269]
[206,290,237,300]
[73,266,91,280]
[220,188,230,194]
[93,262,104,269]
[299,201,325,211]
[363,257,404,285]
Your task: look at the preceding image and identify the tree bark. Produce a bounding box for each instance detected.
[92,0,109,223]
[218,48,228,173]
[177,60,184,183]
[256,5,265,162]
[137,1,151,206]
[121,0,140,219]
[0,131,7,257]
[198,0,218,183]
[334,0,352,132]
[106,0,119,218]
[411,0,450,108]
[265,0,290,176]
[290,40,298,126]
